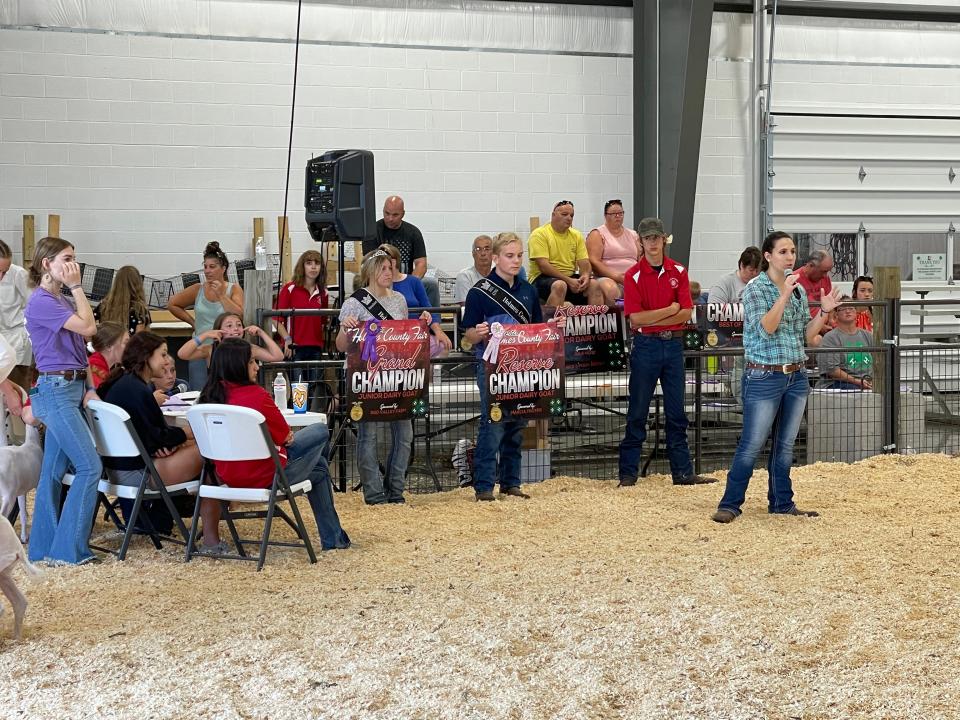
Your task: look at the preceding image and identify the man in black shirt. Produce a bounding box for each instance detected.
[363,195,440,306]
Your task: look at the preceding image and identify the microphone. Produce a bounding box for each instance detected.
[173,381,189,395]
[784,268,803,300]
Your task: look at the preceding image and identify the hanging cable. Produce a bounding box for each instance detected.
[278,0,304,291]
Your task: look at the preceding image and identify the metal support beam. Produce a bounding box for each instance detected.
[633,0,712,266]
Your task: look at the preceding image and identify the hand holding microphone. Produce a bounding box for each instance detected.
[782,268,802,300]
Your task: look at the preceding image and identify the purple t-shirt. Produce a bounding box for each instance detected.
[24,288,88,371]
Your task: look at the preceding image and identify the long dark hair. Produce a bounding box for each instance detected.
[759,231,794,272]
[98,331,166,397]
[199,338,253,405]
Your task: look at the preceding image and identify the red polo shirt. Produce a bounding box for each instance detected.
[623,255,693,333]
[796,267,832,317]
[276,282,327,347]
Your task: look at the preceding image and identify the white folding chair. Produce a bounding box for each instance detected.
[184,404,316,570]
[85,400,199,560]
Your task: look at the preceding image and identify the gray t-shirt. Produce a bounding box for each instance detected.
[454,265,485,304]
[707,270,747,305]
[819,327,874,379]
[338,290,408,323]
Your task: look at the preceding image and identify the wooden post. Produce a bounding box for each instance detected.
[529,216,540,232]
[277,216,293,283]
[47,214,60,239]
[252,217,265,257]
[22,215,35,264]
[872,266,900,433]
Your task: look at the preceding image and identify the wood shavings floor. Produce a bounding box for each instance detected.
[3,453,960,719]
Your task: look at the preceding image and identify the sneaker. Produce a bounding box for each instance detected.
[776,507,820,517]
[476,491,496,502]
[617,477,638,487]
[673,474,717,486]
[711,509,737,523]
[500,486,530,499]
[196,540,229,556]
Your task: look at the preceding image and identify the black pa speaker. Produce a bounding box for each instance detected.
[305,149,375,242]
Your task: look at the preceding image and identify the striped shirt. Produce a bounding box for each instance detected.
[742,272,812,365]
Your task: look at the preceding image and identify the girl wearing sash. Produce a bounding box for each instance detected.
[462,232,556,502]
[336,250,431,505]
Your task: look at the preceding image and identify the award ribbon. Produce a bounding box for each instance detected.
[360,319,381,363]
[482,322,505,364]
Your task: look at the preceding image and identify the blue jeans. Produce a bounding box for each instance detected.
[618,336,694,481]
[356,420,412,504]
[284,422,350,550]
[28,375,103,564]
[422,275,440,308]
[474,364,524,494]
[717,367,809,515]
[188,358,208,391]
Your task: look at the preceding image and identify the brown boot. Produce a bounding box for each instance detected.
[500,486,530,499]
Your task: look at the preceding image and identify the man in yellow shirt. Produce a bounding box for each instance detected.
[528,201,602,307]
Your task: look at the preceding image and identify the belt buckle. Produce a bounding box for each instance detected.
[659,331,673,340]
[781,364,792,374]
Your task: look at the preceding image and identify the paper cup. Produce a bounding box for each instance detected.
[292,382,309,414]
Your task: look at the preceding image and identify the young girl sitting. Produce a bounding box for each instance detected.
[196,338,350,553]
[88,321,129,389]
[177,311,283,366]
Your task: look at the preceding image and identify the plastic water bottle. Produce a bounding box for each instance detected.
[254,236,267,271]
[273,372,288,409]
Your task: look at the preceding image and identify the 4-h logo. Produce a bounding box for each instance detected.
[411,398,428,417]
[549,398,565,416]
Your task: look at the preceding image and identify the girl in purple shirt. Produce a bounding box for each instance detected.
[24,237,102,565]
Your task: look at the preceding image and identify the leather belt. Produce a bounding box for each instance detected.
[639,330,679,340]
[38,369,88,381]
[746,362,803,374]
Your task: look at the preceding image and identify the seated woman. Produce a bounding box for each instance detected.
[98,332,205,489]
[197,338,350,553]
[151,357,188,405]
[816,296,873,391]
[378,243,451,357]
[585,199,641,305]
[177,311,283,366]
[88,321,129,389]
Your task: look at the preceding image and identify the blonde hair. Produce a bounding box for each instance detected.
[492,232,523,256]
[292,249,325,288]
[97,265,149,329]
[377,243,401,266]
[358,249,392,289]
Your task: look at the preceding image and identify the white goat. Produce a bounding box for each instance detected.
[0,423,42,542]
[1,514,40,640]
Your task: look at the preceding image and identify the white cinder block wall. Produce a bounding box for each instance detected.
[4,9,960,289]
[0,27,632,278]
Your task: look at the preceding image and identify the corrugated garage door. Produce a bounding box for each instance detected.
[769,113,960,281]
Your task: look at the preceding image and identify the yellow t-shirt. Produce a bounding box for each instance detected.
[527,223,587,281]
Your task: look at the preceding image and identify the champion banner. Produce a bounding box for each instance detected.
[346,319,430,423]
[484,323,565,422]
[557,304,627,374]
[695,302,744,348]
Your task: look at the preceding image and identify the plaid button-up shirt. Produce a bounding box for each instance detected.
[742,272,811,365]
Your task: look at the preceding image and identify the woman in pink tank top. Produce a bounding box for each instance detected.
[586,199,641,304]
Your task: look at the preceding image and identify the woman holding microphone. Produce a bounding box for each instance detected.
[712,231,841,524]
[24,237,102,565]
[167,241,244,389]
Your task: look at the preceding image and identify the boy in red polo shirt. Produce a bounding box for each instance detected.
[618,218,716,487]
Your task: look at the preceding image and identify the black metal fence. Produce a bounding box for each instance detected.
[255,299,959,494]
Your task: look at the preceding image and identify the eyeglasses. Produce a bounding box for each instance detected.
[473,247,492,254]
[603,199,623,213]
[605,211,625,217]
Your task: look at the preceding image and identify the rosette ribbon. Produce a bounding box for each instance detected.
[360,319,381,363]
[482,322,505,364]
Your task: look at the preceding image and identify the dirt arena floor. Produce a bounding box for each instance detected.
[2,453,960,719]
